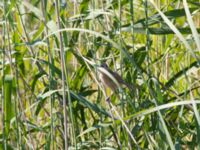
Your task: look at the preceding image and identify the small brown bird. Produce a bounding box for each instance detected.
[99,63,133,92]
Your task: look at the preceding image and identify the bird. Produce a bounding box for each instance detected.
[99,62,133,92]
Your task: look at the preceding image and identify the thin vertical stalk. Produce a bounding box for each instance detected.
[2,1,6,149]
[144,0,151,75]
[13,32,21,150]
[62,3,77,148]
[4,1,13,71]
[14,68,21,149]
[129,0,135,48]
[2,0,14,149]
[118,1,131,148]
[91,0,102,148]
[1,41,6,148]
[54,0,68,149]
[129,1,137,148]
[41,0,55,149]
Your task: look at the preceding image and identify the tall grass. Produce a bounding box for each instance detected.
[0,0,200,149]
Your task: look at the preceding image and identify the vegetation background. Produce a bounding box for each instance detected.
[0,0,200,149]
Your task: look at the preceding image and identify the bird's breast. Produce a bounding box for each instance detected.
[100,73,119,91]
